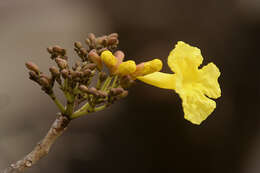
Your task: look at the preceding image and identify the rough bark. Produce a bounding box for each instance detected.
[1,114,70,173]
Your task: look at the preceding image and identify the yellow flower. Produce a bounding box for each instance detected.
[137,41,221,125]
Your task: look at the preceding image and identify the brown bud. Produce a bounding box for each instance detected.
[53,45,63,53]
[82,69,92,77]
[61,69,69,78]
[108,33,119,38]
[85,38,91,46]
[114,50,125,63]
[79,48,87,56]
[79,85,88,92]
[47,47,53,54]
[39,76,50,87]
[49,66,59,77]
[55,57,68,69]
[107,37,118,45]
[96,36,108,46]
[110,87,124,96]
[88,50,102,70]
[87,33,96,42]
[71,71,82,78]
[74,41,82,49]
[25,62,40,74]
[29,71,38,81]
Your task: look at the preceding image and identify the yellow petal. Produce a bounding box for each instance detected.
[168,41,203,75]
[101,50,117,68]
[137,72,176,90]
[117,60,136,76]
[178,88,216,125]
[198,63,221,99]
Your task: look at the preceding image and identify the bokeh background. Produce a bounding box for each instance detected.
[0,0,259,172]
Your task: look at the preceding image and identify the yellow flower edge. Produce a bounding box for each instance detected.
[137,41,221,125]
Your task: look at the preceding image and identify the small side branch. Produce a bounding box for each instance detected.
[1,114,70,173]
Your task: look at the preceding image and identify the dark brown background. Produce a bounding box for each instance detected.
[0,0,259,173]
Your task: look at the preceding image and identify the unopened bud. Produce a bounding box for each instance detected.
[108,33,119,38]
[117,60,136,76]
[25,62,40,74]
[82,69,92,77]
[47,47,53,54]
[88,50,102,70]
[87,33,96,42]
[53,45,63,53]
[110,87,124,96]
[85,38,91,46]
[101,50,117,68]
[96,36,108,46]
[49,66,60,77]
[61,69,69,78]
[55,57,68,69]
[114,50,125,63]
[29,71,38,81]
[107,37,118,45]
[71,71,82,78]
[80,48,87,56]
[74,41,82,49]
[79,85,88,92]
[39,76,50,87]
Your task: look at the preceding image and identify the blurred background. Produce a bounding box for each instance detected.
[0,0,259,172]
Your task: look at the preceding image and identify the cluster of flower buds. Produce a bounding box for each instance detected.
[25,33,162,119]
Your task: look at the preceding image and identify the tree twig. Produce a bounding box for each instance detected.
[1,113,70,173]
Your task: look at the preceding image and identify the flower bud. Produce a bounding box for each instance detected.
[88,50,102,70]
[79,85,88,92]
[114,50,125,63]
[81,69,91,77]
[53,45,63,53]
[87,33,96,42]
[110,87,124,96]
[49,66,60,77]
[55,57,68,69]
[108,33,119,38]
[79,48,87,56]
[74,41,82,49]
[61,69,69,78]
[25,62,40,74]
[107,37,118,45]
[117,60,136,76]
[101,50,117,68]
[47,47,53,54]
[29,71,38,81]
[39,75,50,87]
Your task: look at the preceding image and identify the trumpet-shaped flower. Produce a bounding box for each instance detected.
[137,41,221,125]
